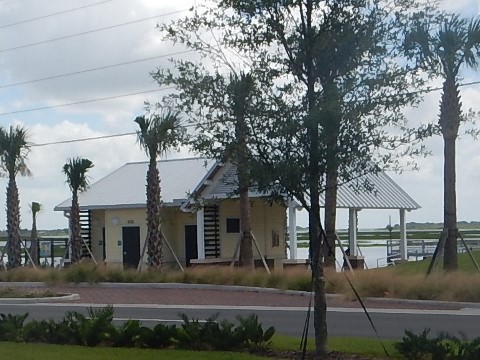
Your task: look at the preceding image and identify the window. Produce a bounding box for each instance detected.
[272,230,280,247]
[226,218,240,233]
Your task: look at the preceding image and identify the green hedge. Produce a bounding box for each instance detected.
[0,306,275,352]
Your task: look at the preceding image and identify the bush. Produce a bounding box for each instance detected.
[236,313,275,349]
[396,329,480,360]
[0,307,275,353]
[0,313,29,342]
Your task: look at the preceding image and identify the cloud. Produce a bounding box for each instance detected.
[1,0,480,231]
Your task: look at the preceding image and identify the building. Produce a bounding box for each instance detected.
[55,157,288,270]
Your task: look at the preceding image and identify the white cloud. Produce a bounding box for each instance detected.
[0,0,479,231]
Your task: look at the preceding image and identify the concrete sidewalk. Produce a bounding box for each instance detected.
[1,282,477,310]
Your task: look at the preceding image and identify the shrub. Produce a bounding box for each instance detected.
[62,306,115,346]
[143,323,177,349]
[396,329,480,360]
[0,307,276,353]
[0,313,29,342]
[236,313,275,350]
[110,319,146,348]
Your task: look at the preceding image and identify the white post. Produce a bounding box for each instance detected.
[348,208,358,256]
[288,201,297,260]
[196,208,205,260]
[399,208,407,261]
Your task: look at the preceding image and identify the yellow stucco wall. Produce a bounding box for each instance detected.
[218,199,286,267]
[90,199,286,269]
[92,207,196,268]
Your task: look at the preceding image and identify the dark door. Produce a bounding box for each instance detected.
[185,225,198,267]
[122,226,140,268]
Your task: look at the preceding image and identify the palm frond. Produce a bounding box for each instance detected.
[63,157,94,193]
[0,125,31,178]
[134,110,185,159]
[29,201,42,215]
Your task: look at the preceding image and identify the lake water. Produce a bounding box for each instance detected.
[291,246,390,269]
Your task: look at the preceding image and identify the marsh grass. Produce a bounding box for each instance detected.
[2,260,480,302]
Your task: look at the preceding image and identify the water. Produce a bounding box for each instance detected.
[291,246,389,269]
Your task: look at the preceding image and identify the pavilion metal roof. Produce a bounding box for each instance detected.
[319,171,420,210]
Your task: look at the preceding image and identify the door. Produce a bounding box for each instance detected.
[122,226,140,268]
[184,225,198,267]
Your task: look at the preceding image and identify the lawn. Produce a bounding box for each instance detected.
[0,342,268,360]
[0,336,401,360]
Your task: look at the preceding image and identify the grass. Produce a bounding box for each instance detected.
[0,287,60,298]
[271,335,401,358]
[2,250,480,303]
[0,336,400,360]
[0,342,268,360]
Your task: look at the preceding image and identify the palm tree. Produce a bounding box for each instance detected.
[28,201,42,266]
[0,125,31,269]
[227,73,255,269]
[135,110,184,269]
[406,15,480,270]
[63,157,94,264]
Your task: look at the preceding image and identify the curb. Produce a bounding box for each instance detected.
[0,293,80,304]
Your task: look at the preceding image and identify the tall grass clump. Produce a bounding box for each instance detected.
[282,268,312,291]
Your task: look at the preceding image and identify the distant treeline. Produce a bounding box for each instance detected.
[0,229,68,237]
[296,221,480,232]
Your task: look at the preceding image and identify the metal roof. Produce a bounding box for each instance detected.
[55,158,216,211]
[319,171,420,210]
[55,157,419,212]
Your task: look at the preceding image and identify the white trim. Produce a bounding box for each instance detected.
[399,209,407,260]
[288,201,297,260]
[196,209,205,260]
[348,208,359,256]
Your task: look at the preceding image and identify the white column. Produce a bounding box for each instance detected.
[348,208,358,256]
[399,208,407,261]
[288,201,297,260]
[196,208,205,260]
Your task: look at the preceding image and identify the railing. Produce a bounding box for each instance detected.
[385,238,480,264]
[0,237,68,268]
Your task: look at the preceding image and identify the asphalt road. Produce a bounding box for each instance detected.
[1,303,479,339]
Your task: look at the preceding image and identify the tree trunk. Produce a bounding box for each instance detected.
[237,139,253,269]
[6,175,22,269]
[234,74,254,269]
[440,76,460,271]
[29,213,39,266]
[69,192,82,264]
[238,180,253,269]
[306,35,328,354]
[443,136,458,270]
[324,171,337,268]
[146,158,163,269]
[309,195,328,355]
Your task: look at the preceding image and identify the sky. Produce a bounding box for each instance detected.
[0,0,479,231]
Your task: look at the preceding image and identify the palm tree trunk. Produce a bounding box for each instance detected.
[238,167,253,269]
[29,214,39,266]
[236,108,254,269]
[6,175,22,269]
[146,159,163,269]
[70,192,82,264]
[440,76,461,271]
[443,136,458,270]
